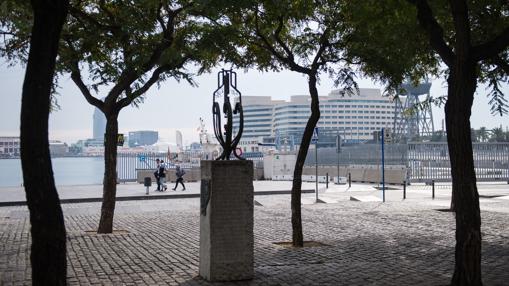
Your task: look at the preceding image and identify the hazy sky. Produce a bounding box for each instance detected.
[0,63,507,145]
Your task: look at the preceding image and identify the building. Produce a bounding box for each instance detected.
[128,131,158,147]
[0,137,20,157]
[233,88,395,152]
[233,96,284,153]
[49,140,69,156]
[93,107,106,140]
[0,137,70,157]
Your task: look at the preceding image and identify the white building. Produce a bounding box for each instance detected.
[234,88,395,152]
[0,136,20,157]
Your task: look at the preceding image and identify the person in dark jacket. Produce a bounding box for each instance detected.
[172,165,186,191]
[154,158,161,191]
[158,159,168,191]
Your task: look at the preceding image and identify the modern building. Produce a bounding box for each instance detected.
[0,136,20,157]
[233,88,396,152]
[233,96,284,153]
[93,107,106,140]
[128,130,158,147]
[49,140,69,156]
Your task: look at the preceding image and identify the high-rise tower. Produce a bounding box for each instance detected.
[93,107,106,140]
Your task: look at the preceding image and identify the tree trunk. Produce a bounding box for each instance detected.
[446,61,482,286]
[97,112,119,233]
[20,0,68,285]
[291,74,320,247]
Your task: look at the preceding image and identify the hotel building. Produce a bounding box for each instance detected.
[234,88,395,152]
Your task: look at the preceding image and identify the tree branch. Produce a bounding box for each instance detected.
[407,0,455,67]
[116,65,168,109]
[311,28,330,70]
[68,6,118,33]
[106,5,189,105]
[273,16,295,62]
[70,62,104,110]
[117,55,191,109]
[253,10,311,74]
[64,38,104,110]
[473,26,509,61]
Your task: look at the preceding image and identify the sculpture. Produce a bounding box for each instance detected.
[212,69,244,160]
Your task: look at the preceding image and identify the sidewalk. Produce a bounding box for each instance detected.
[0,185,508,285]
[1,180,508,210]
[0,180,320,206]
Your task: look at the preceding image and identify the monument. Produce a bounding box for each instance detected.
[199,69,254,281]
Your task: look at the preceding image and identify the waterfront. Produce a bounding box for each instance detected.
[0,157,104,187]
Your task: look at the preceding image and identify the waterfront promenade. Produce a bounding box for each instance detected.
[0,181,508,285]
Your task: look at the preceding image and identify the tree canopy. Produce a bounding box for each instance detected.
[1,0,237,233]
[343,0,508,107]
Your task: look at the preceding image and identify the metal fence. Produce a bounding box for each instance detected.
[304,142,509,183]
[408,142,509,182]
[117,143,509,183]
[117,151,264,182]
[305,144,408,166]
[117,152,163,182]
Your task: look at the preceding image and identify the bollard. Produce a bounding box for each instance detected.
[326,173,329,189]
[348,172,351,188]
[432,180,435,199]
[403,180,406,200]
[144,177,152,195]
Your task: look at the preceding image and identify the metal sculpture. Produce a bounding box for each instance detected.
[212,69,244,160]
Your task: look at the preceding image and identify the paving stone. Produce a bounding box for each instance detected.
[0,196,508,285]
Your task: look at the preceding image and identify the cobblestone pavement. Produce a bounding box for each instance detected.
[0,195,508,285]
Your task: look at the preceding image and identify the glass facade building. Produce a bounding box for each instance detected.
[233,88,395,151]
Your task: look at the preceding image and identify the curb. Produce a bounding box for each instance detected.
[0,189,315,207]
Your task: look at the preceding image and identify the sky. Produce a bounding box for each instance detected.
[0,63,508,145]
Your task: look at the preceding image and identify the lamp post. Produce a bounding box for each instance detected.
[312,127,319,202]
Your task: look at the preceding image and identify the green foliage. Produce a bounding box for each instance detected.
[1,0,230,108]
[343,0,509,112]
[217,0,359,94]
[0,0,32,65]
[342,0,439,94]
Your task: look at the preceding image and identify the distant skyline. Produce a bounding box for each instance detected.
[1,63,508,145]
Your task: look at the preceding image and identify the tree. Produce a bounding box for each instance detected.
[15,0,68,284]
[2,0,228,233]
[489,126,508,142]
[478,126,489,142]
[343,1,508,284]
[219,0,357,246]
[64,1,212,233]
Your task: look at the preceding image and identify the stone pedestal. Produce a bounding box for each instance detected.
[199,160,254,281]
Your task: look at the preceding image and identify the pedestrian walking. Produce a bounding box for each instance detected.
[172,165,186,191]
[154,158,161,191]
[158,159,168,191]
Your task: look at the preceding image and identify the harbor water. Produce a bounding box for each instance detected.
[0,157,104,187]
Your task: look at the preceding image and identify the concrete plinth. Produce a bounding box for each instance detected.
[199,160,254,281]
